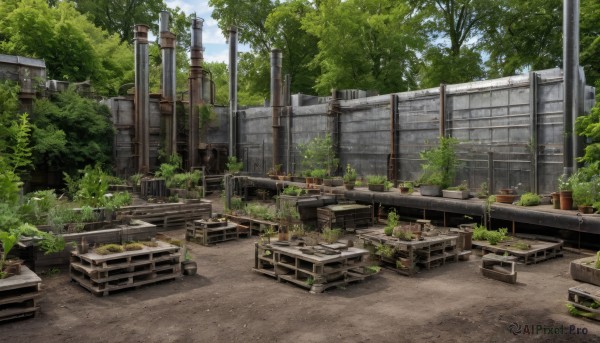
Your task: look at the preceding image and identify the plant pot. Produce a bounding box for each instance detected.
[323,178,333,187]
[551,192,561,209]
[305,177,314,185]
[331,178,344,187]
[344,181,355,190]
[578,205,594,214]
[495,194,516,204]
[442,189,469,199]
[570,257,600,286]
[399,187,410,194]
[559,191,573,210]
[2,259,23,277]
[419,185,442,197]
[314,178,323,185]
[181,260,197,276]
[499,188,514,195]
[368,184,385,192]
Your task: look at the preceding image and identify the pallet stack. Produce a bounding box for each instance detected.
[253,243,374,293]
[118,202,212,230]
[471,234,563,264]
[0,265,42,322]
[70,241,181,296]
[225,214,279,236]
[317,204,372,230]
[186,219,239,246]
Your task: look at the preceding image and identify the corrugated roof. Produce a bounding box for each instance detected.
[0,54,46,68]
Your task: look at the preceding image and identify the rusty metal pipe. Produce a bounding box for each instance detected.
[160,11,176,157]
[134,24,150,174]
[271,49,282,171]
[229,26,238,157]
[188,17,204,170]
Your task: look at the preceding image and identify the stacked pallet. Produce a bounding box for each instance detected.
[70,241,181,296]
[358,229,458,276]
[186,219,239,246]
[140,179,167,198]
[0,265,42,322]
[317,204,372,230]
[253,243,374,293]
[118,201,212,230]
[224,214,279,236]
[567,284,600,320]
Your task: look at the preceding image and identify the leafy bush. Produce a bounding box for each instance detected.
[343,164,357,183]
[393,227,414,241]
[385,209,399,236]
[245,203,277,221]
[321,227,343,243]
[418,137,460,188]
[366,175,387,185]
[226,156,244,173]
[283,185,306,196]
[310,168,327,178]
[516,192,541,206]
[376,244,395,258]
[297,133,339,176]
[124,242,144,251]
[472,224,488,241]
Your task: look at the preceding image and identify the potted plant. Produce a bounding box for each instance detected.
[558,174,573,210]
[297,133,339,182]
[572,181,597,214]
[343,164,357,190]
[367,175,387,192]
[516,192,541,206]
[418,137,460,197]
[442,181,469,199]
[399,181,413,194]
[311,168,327,185]
[181,247,197,276]
[0,230,21,278]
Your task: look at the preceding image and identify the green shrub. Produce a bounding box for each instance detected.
[95,244,124,255]
[343,164,357,183]
[516,192,541,206]
[226,156,244,173]
[321,227,343,244]
[310,168,327,178]
[376,244,395,258]
[283,185,306,196]
[486,228,508,245]
[418,137,460,188]
[366,175,387,185]
[472,224,488,241]
[124,242,144,251]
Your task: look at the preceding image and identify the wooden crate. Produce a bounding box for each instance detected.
[225,214,279,236]
[0,265,42,322]
[70,241,181,296]
[317,204,372,230]
[252,243,374,293]
[118,201,212,230]
[186,220,239,246]
[567,283,600,320]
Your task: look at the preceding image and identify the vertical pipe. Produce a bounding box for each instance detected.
[285,74,291,175]
[439,84,446,138]
[229,27,238,158]
[390,94,398,185]
[529,72,538,194]
[563,0,579,177]
[134,24,150,174]
[188,17,204,170]
[575,66,586,166]
[271,49,282,172]
[160,10,176,157]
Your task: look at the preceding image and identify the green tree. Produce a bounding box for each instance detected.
[71,0,166,44]
[31,89,114,175]
[204,62,229,106]
[303,0,423,94]
[419,46,483,88]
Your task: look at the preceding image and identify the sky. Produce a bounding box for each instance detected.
[165,0,248,64]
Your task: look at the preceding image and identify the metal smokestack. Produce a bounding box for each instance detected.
[229,26,238,157]
[188,17,204,170]
[134,24,150,174]
[271,49,282,171]
[563,0,580,175]
[160,10,177,157]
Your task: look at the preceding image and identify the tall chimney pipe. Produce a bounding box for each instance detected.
[188,17,204,170]
[160,10,177,157]
[134,24,150,174]
[271,49,282,172]
[563,0,579,176]
[229,26,238,157]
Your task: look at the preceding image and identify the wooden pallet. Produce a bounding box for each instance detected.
[317,204,372,230]
[70,241,181,296]
[0,266,42,323]
[567,284,600,320]
[118,202,212,230]
[225,214,279,236]
[358,228,458,276]
[480,254,517,284]
[186,220,239,246]
[252,243,374,293]
[471,234,563,265]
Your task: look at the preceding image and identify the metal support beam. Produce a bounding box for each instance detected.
[188,17,204,170]
[529,72,538,194]
[563,0,579,177]
[228,26,238,158]
[439,84,446,137]
[270,49,282,172]
[159,11,177,157]
[389,94,398,185]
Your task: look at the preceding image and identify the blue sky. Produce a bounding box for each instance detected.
[165,0,248,64]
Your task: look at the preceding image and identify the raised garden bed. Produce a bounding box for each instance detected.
[570,256,600,287]
[117,201,212,230]
[442,189,469,199]
[471,234,563,264]
[186,219,239,246]
[317,204,372,231]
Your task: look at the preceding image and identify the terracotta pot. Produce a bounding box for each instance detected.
[499,188,514,195]
[344,181,355,190]
[578,205,594,214]
[551,192,561,209]
[559,191,573,210]
[495,194,516,204]
[399,187,410,194]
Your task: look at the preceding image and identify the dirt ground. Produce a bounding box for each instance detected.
[3,192,599,343]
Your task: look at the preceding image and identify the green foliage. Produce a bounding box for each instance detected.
[321,227,343,244]
[516,193,541,206]
[485,228,508,245]
[376,244,395,259]
[310,169,327,179]
[8,113,32,174]
[170,171,203,190]
[558,174,572,191]
[198,104,217,129]
[298,134,338,176]
[75,164,110,207]
[569,164,600,207]
[566,303,598,319]
[393,227,414,241]
[383,226,394,236]
[419,137,460,189]
[343,164,357,183]
[596,251,600,269]
[366,175,387,185]
[472,224,488,241]
[282,186,306,196]
[419,46,485,88]
[245,203,276,221]
[31,90,114,174]
[95,243,124,255]
[0,230,20,277]
[129,173,144,188]
[385,210,399,236]
[124,242,144,251]
[226,156,244,173]
[513,241,531,251]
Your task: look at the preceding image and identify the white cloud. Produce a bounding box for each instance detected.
[165,0,211,17]
[203,47,230,64]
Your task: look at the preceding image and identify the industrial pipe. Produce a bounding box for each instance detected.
[188,17,204,170]
[270,49,282,171]
[159,10,177,157]
[563,0,579,176]
[229,27,238,157]
[134,24,150,174]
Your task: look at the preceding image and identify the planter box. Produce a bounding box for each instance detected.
[368,184,385,192]
[442,189,469,199]
[419,185,442,197]
[570,257,600,286]
[495,194,516,204]
[0,265,42,322]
